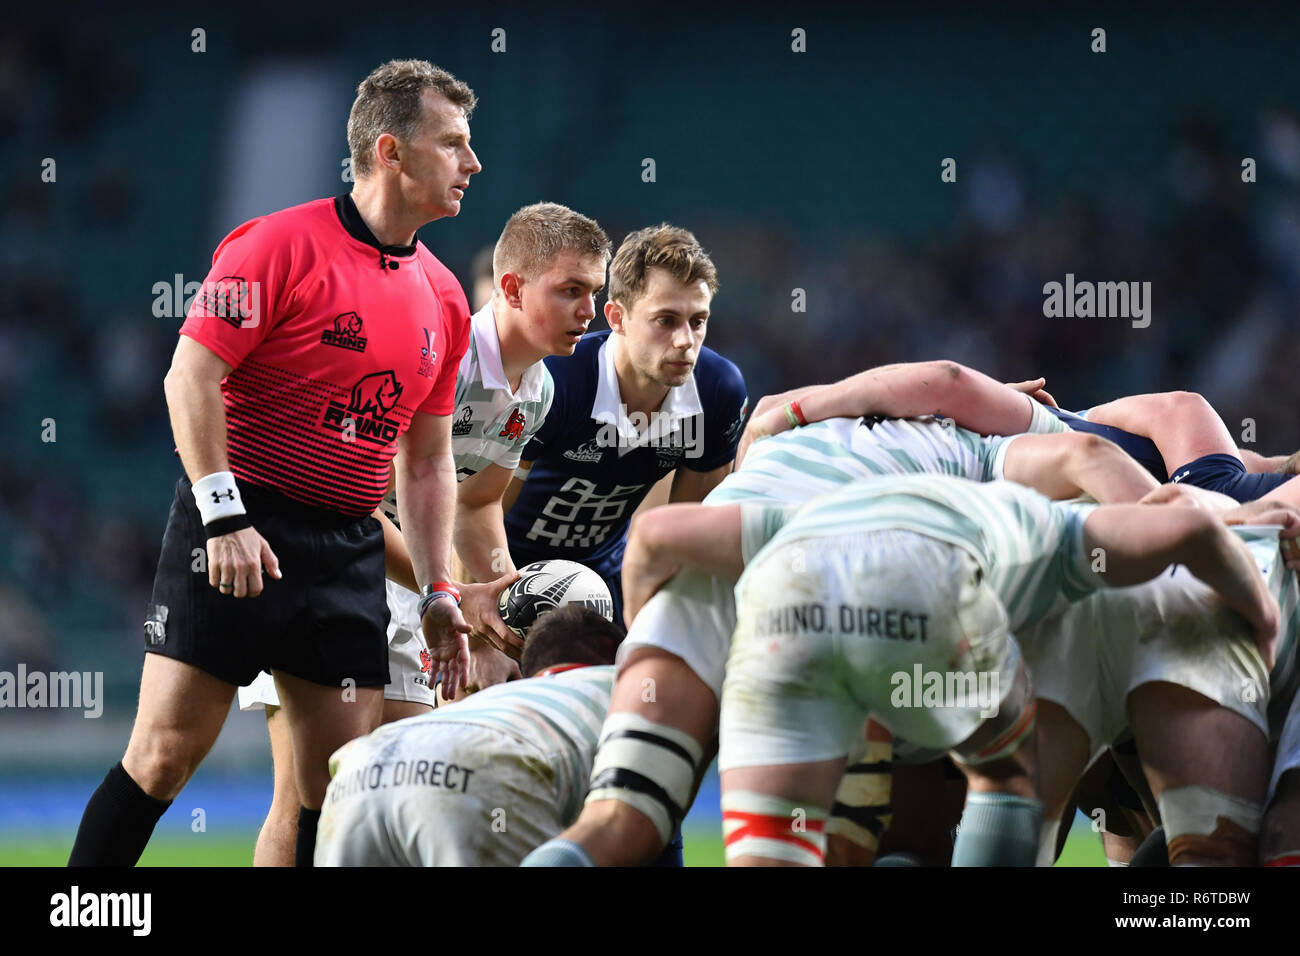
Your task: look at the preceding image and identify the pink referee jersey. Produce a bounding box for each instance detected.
[180,195,470,516]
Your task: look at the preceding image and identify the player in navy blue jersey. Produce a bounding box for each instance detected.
[503,224,748,623]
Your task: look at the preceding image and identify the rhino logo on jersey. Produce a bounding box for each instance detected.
[349,371,403,418]
[322,371,404,445]
[452,406,475,437]
[321,311,367,351]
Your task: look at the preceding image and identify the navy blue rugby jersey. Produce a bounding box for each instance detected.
[504,330,748,580]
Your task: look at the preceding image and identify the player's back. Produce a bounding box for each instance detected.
[353,665,615,822]
[707,415,1003,508]
[743,474,1101,631]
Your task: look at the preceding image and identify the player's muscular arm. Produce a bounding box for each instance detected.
[1002,432,1159,503]
[740,361,1034,459]
[397,412,471,696]
[622,504,744,626]
[164,336,281,597]
[501,462,530,515]
[453,464,524,660]
[1084,505,1279,664]
[668,462,732,503]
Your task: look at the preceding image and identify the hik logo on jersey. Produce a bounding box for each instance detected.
[320,311,367,352]
[323,371,404,444]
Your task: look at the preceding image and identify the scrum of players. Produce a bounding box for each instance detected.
[306,199,1300,868]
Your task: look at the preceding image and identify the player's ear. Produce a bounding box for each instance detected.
[374,132,401,174]
[501,272,524,310]
[605,299,625,333]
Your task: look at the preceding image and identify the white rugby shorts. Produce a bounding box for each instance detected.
[719,529,1022,771]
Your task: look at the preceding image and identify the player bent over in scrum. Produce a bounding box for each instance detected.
[315,606,622,866]
[524,360,1158,866]
[712,475,1276,865]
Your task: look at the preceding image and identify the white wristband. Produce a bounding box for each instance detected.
[193,471,246,524]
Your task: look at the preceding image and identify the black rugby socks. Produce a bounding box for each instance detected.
[295,806,321,866]
[68,761,172,866]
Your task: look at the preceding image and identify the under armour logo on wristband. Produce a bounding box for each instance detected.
[211,490,236,503]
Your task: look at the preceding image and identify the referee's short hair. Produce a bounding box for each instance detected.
[493,202,611,286]
[521,605,624,678]
[348,59,477,178]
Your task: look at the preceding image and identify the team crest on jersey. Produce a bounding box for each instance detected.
[452,406,475,437]
[418,328,438,378]
[499,409,527,441]
[320,311,367,352]
[194,275,256,329]
[322,370,404,445]
[563,439,604,463]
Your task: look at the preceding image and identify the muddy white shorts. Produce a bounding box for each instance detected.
[616,567,739,701]
[1018,565,1269,759]
[720,529,1022,771]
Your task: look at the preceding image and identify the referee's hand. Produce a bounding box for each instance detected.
[207,527,282,598]
[421,598,472,700]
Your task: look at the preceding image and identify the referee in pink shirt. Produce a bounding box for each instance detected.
[69,60,482,867]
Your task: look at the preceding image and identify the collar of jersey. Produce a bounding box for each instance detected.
[591,336,703,442]
[334,193,418,258]
[467,302,546,402]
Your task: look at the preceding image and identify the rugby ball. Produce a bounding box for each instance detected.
[497,560,614,639]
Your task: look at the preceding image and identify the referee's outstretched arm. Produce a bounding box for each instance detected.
[395,410,472,697]
[164,336,282,598]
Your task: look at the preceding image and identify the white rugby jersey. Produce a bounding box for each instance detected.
[740,474,1103,632]
[332,665,614,823]
[706,415,1016,508]
[382,302,553,522]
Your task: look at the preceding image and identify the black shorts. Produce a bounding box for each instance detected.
[143,475,390,689]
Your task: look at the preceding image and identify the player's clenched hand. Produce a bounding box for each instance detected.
[1004,377,1058,408]
[460,573,525,659]
[207,526,281,598]
[420,597,471,700]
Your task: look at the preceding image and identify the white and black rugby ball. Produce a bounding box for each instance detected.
[498,560,614,639]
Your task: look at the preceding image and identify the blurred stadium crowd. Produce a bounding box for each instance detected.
[3,7,1300,709]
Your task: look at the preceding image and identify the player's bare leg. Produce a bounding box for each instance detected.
[1129,681,1268,865]
[1261,770,1300,865]
[253,705,299,867]
[1085,391,1238,472]
[272,670,383,865]
[1032,699,1092,865]
[537,648,716,866]
[253,693,429,866]
[946,661,1042,866]
[720,756,846,866]
[121,655,236,800]
[69,655,236,866]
